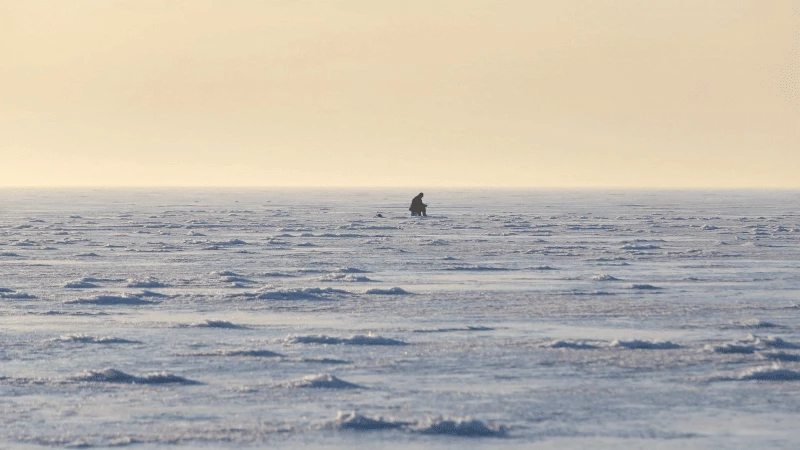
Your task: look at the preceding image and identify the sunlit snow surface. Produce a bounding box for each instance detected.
[2,189,800,449]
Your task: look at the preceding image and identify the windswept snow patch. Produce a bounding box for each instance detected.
[125,278,168,288]
[212,239,248,246]
[326,412,506,437]
[750,335,800,349]
[72,368,199,384]
[412,417,507,437]
[11,239,38,247]
[706,343,757,354]
[320,273,376,282]
[284,374,363,389]
[622,244,661,250]
[211,270,254,283]
[420,239,450,246]
[413,326,494,333]
[50,334,140,344]
[589,274,619,281]
[708,335,800,354]
[298,357,352,365]
[335,267,371,274]
[210,270,241,277]
[0,289,37,299]
[137,290,169,298]
[364,287,411,295]
[759,352,800,362]
[445,265,512,271]
[64,294,158,305]
[259,271,296,278]
[571,290,616,296]
[192,349,283,358]
[711,364,800,382]
[251,287,349,300]
[189,319,249,329]
[529,265,558,270]
[317,233,368,238]
[541,340,600,350]
[610,339,680,350]
[631,284,662,290]
[74,252,100,257]
[328,411,408,430]
[63,279,99,288]
[734,319,782,328]
[285,334,407,346]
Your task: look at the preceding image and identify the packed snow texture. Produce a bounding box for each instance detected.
[1,189,800,449]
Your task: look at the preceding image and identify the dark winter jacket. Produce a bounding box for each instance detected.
[409,193,426,213]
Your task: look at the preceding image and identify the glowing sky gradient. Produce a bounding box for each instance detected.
[2,1,798,187]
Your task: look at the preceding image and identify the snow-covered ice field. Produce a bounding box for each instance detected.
[1,189,799,449]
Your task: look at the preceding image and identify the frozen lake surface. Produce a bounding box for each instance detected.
[1,189,799,449]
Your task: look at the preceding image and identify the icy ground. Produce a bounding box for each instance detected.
[1,189,799,449]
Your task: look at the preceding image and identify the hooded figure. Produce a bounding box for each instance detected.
[409,192,427,216]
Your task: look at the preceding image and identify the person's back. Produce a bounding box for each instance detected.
[409,192,427,216]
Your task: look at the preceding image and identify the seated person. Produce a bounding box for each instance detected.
[409,192,427,216]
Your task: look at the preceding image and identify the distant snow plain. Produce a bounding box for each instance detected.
[1,189,799,448]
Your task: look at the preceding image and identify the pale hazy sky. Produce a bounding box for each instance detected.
[2,0,798,187]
